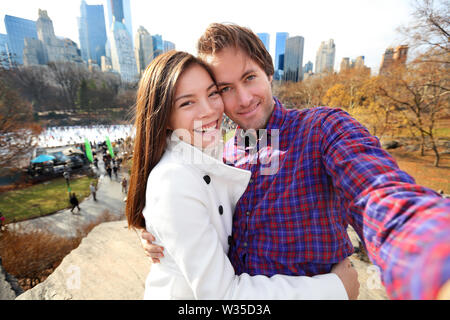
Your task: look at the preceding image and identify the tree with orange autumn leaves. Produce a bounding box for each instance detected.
[273,0,449,167]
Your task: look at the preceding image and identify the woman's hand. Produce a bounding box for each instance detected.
[141,229,164,263]
[331,257,360,300]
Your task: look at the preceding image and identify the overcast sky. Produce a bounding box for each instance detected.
[1,0,416,73]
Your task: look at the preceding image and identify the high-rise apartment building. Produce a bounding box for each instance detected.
[340,56,371,75]
[78,0,107,66]
[340,57,350,71]
[22,10,83,66]
[274,32,289,80]
[379,45,408,75]
[315,39,336,74]
[135,26,153,75]
[163,40,175,53]
[303,60,313,78]
[4,15,38,65]
[283,36,304,82]
[257,33,270,52]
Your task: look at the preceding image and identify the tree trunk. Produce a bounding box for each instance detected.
[430,139,440,167]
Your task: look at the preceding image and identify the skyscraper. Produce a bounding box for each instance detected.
[0,33,11,67]
[135,26,153,75]
[257,33,270,52]
[78,0,107,66]
[104,0,133,46]
[4,15,38,65]
[303,61,313,78]
[23,10,83,66]
[379,45,408,75]
[315,39,336,74]
[163,40,175,52]
[152,34,163,59]
[274,32,289,80]
[106,0,138,82]
[284,36,304,82]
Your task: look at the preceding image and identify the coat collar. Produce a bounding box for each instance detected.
[166,134,250,180]
[165,134,251,205]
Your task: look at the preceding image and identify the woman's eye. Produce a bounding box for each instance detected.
[180,101,192,108]
[209,90,219,97]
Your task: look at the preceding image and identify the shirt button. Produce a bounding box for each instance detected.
[246,211,250,216]
[243,242,248,247]
[249,178,254,183]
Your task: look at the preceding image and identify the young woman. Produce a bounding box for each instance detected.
[126,51,357,300]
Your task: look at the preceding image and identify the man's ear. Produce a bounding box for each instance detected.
[268,75,273,84]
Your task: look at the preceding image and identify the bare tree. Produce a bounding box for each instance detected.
[398,0,449,63]
[9,65,52,111]
[0,79,42,168]
[47,62,89,110]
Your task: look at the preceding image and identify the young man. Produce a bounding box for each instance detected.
[142,23,450,299]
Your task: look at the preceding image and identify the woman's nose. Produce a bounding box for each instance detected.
[198,98,216,117]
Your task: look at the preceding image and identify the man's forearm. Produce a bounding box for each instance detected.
[362,187,450,299]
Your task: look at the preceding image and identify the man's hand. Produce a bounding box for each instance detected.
[140,229,164,263]
[331,257,360,300]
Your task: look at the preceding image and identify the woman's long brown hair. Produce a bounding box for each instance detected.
[126,51,215,229]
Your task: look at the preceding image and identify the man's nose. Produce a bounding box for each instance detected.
[236,86,252,107]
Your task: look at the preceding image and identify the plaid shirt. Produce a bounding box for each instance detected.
[224,97,450,299]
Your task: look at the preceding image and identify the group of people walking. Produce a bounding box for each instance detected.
[65,141,128,215]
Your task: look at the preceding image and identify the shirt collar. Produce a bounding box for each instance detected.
[265,96,287,133]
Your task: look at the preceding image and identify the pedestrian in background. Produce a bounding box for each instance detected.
[70,193,81,214]
[121,177,127,194]
[90,182,97,201]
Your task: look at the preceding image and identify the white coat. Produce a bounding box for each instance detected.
[142,135,348,300]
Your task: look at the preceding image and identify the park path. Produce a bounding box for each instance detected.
[8,159,128,238]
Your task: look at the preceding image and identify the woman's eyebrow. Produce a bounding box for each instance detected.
[174,94,194,102]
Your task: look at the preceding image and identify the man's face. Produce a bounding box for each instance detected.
[206,47,275,130]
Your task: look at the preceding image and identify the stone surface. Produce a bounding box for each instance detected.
[16,220,150,300]
[347,226,389,300]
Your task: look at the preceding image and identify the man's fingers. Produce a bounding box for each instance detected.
[150,258,160,264]
[141,230,155,242]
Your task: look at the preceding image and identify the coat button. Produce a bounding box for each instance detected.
[228,236,233,246]
[218,205,223,215]
[203,175,211,184]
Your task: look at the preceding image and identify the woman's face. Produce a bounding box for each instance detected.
[169,63,224,149]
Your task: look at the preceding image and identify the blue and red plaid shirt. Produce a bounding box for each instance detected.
[223,97,450,299]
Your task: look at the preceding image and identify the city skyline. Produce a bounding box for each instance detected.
[1,0,415,73]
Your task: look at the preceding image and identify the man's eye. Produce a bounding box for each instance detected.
[246,75,256,81]
[220,87,231,93]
